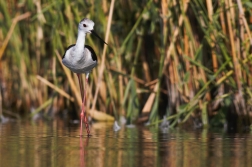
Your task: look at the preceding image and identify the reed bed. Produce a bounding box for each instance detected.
[0,0,252,129]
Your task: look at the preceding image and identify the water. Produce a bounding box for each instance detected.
[0,119,252,167]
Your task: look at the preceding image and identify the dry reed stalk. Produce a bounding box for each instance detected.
[145,79,158,87]
[20,52,29,91]
[0,12,31,110]
[237,0,252,47]
[20,51,34,110]
[142,83,159,113]
[247,33,252,86]
[52,56,57,84]
[141,0,169,115]
[142,0,189,114]
[225,0,247,116]
[36,75,74,102]
[0,12,31,60]
[189,42,199,90]
[91,0,115,116]
[207,1,226,112]
[173,48,180,86]
[2,109,20,119]
[169,59,177,105]
[176,45,187,101]
[0,86,2,117]
[225,0,243,95]
[34,77,44,107]
[141,54,152,83]
[55,50,81,105]
[91,67,98,94]
[237,0,252,85]
[107,71,117,100]
[102,0,108,14]
[184,28,190,98]
[118,56,124,115]
[97,78,106,108]
[199,65,210,100]
[161,0,168,46]
[162,1,189,74]
[216,54,252,85]
[34,0,46,72]
[206,0,218,73]
[99,80,107,104]
[106,73,117,115]
[112,31,125,115]
[228,0,235,23]
[238,13,245,79]
[184,17,197,99]
[86,79,95,110]
[90,109,114,121]
[219,2,227,35]
[30,98,53,118]
[108,66,145,84]
[187,25,210,104]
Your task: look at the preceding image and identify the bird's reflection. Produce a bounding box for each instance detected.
[80,137,89,167]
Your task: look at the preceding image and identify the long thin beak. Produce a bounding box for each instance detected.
[91,30,108,45]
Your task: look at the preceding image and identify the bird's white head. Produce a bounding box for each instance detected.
[78,18,108,45]
[78,18,95,34]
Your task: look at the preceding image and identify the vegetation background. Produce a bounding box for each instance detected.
[0,0,252,130]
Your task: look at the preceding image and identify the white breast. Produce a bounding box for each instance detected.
[62,45,97,74]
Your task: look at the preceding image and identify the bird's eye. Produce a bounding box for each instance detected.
[83,24,87,27]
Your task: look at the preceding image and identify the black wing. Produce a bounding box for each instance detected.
[85,45,97,61]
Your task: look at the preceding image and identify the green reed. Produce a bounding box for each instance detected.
[0,0,252,128]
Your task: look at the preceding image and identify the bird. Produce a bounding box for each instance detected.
[62,18,107,136]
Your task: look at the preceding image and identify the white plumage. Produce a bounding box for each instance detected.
[62,18,106,136]
[62,18,98,74]
[62,44,97,74]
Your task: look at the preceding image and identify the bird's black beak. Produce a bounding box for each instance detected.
[91,30,108,45]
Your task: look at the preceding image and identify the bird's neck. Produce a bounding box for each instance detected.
[75,31,86,50]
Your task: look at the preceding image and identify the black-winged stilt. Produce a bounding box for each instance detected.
[62,18,107,136]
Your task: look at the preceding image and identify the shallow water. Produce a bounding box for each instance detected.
[0,119,252,167]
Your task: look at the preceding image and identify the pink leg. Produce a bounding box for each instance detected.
[82,91,90,135]
[77,74,84,100]
[77,74,90,136]
[77,74,84,136]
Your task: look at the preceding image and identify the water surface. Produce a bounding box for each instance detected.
[0,119,252,167]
